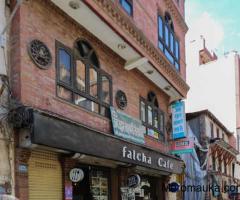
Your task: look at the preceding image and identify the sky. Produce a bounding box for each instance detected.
[185,0,240,56]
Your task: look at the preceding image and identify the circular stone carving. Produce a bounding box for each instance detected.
[28,39,52,69]
[115,90,127,110]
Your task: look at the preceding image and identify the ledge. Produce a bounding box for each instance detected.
[84,0,190,97]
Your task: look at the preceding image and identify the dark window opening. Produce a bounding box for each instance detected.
[56,40,112,118]
[224,161,227,174]
[119,0,133,16]
[140,92,165,141]
[212,156,216,171]
[210,122,214,138]
[158,13,180,71]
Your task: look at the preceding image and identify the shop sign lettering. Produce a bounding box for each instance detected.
[122,146,174,170]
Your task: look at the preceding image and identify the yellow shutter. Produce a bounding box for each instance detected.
[28,150,62,200]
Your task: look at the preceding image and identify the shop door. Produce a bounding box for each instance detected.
[28,150,62,200]
[72,166,110,200]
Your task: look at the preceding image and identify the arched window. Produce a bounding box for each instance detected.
[158,12,180,71]
[56,40,112,117]
[140,92,165,140]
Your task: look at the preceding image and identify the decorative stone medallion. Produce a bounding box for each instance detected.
[115,90,127,110]
[28,39,52,69]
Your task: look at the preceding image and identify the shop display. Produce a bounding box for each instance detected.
[91,170,109,200]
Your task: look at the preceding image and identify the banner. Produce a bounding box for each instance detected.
[171,101,187,139]
[170,137,194,154]
[110,107,145,144]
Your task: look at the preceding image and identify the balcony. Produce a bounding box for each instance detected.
[50,0,189,101]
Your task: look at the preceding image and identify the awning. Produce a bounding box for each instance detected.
[12,108,184,174]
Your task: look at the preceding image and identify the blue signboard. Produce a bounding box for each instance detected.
[171,101,186,139]
[110,107,145,144]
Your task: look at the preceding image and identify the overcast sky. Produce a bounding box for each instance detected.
[185,0,240,56]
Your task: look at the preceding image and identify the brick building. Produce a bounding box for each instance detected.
[187,110,239,200]
[8,0,189,199]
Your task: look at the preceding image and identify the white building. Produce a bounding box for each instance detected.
[185,36,240,180]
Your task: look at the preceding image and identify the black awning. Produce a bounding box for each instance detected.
[24,109,184,174]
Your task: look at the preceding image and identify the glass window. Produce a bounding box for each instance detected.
[56,40,112,118]
[175,62,180,71]
[175,40,179,60]
[89,68,98,98]
[59,49,71,84]
[76,60,86,92]
[158,41,164,51]
[140,93,165,140]
[170,33,174,53]
[158,16,163,38]
[120,0,133,16]
[57,86,72,101]
[101,75,110,104]
[90,169,110,200]
[165,25,169,47]
[158,13,180,71]
[148,106,153,126]
[140,100,146,122]
[164,49,174,64]
[74,94,99,114]
[153,109,159,129]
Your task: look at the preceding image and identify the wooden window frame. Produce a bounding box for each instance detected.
[139,96,165,141]
[158,15,180,71]
[56,40,113,118]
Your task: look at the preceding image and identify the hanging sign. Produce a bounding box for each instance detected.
[170,137,194,154]
[110,107,145,144]
[69,168,84,182]
[171,101,187,139]
[127,174,141,188]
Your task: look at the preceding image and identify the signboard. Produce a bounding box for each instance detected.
[127,174,141,188]
[171,101,187,139]
[69,168,84,182]
[110,107,145,144]
[32,111,185,174]
[170,138,194,154]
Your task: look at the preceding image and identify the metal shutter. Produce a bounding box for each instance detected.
[28,150,62,200]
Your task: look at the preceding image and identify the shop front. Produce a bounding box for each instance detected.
[14,108,184,200]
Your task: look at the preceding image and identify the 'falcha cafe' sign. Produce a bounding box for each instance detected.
[171,101,187,139]
[110,107,145,144]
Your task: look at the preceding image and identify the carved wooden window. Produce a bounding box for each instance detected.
[56,40,112,118]
[140,92,165,141]
[158,12,180,71]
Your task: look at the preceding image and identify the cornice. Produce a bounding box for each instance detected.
[164,0,189,33]
[88,0,189,97]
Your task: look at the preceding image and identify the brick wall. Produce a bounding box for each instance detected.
[9,0,178,152]
[132,0,186,80]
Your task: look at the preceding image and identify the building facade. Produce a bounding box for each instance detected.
[0,0,15,196]
[8,0,189,199]
[185,36,240,185]
[187,110,239,200]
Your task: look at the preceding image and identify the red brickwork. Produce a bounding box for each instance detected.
[10,0,175,152]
